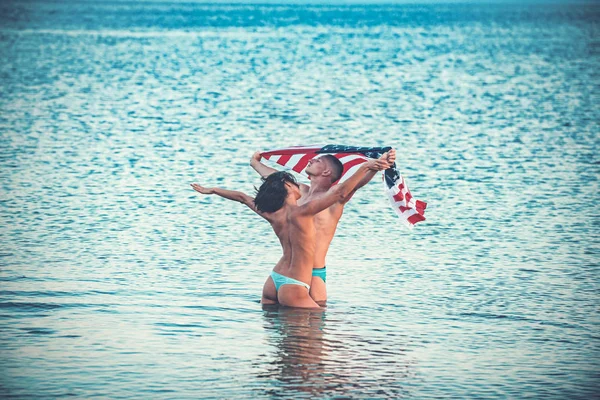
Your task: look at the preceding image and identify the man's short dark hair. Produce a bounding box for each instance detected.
[254,171,299,213]
[321,155,344,183]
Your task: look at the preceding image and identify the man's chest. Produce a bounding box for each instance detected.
[299,195,343,225]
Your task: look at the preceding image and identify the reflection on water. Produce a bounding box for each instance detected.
[259,305,414,398]
[260,306,332,398]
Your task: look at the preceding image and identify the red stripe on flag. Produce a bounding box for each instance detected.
[393,192,404,202]
[340,157,367,177]
[399,206,411,213]
[292,153,317,173]
[415,200,427,215]
[276,154,292,166]
[407,213,426,225]
[405,191,413,204]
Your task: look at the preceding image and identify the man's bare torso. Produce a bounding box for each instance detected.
[298,187,344,269]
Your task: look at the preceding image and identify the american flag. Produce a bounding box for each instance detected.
[261,145,427,228]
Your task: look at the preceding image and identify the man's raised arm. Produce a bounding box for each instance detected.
[341,149,396,204]
[250,151,279,179]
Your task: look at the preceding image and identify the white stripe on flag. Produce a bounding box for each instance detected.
[336,154,368,163]
[285,154,305,169]
[339,163,366,183]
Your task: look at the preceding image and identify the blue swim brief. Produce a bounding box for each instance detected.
[270,270,310,291]
[311,267,326,283]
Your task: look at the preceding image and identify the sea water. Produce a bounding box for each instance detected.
[0,1,598,398]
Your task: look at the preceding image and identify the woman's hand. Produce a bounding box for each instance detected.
[191,183,214,195]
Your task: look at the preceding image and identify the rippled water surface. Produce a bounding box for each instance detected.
[1,1,599,398]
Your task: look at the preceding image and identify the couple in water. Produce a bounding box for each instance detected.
[191,149,396,309]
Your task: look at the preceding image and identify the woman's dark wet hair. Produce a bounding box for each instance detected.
[254,171,299,213]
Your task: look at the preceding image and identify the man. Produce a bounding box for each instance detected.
[251,149,396,305]
[192,155,391,308]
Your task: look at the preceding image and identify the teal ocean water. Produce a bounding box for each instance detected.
[1,1,599,398]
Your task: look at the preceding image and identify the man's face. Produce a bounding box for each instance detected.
[305,156,329,176]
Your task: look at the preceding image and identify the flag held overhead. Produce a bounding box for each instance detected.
[261,145,427,229]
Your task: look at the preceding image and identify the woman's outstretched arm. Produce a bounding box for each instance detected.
[191,183,265,218]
